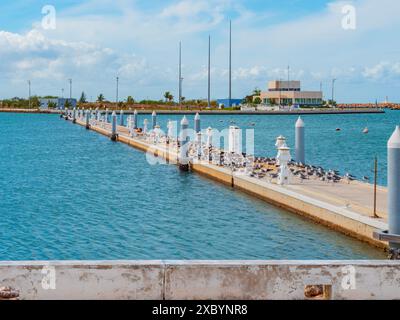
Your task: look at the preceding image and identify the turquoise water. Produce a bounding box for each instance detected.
[0,112,390,260]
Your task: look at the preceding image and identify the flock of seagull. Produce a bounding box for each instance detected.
[219,154,363,184]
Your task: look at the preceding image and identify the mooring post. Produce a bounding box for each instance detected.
[196,132,202,160]
[388,126,400,256]
[133,110,138,129]
[111,111,118,141]
[85,110,90,129]
[72,108,76,123]
[104,109,108,123]
[119,110,124,126]
[179,116,190,171]
[152,111,157,129]
[295,116,305,164]
[194,113,201,133]
[206,127,213,161]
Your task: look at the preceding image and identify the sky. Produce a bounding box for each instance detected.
[0,0,399,103]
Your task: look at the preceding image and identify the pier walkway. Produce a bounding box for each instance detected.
[71,115,388,249]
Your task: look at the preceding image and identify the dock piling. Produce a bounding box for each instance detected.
[85,110,90,129]
[133,110,138,129]
[194,113,201,133]
[388,126,400,256]
[152,111,157,129]
[111,111,118,141]
[120,110,124,126]
[295,117,305,164]
[179,116,190,171]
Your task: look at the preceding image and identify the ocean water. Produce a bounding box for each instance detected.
[0,112,390,261]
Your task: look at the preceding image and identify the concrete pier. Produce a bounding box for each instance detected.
[70,116,390,249]
[295,117,305,164]
[0,260,399,300]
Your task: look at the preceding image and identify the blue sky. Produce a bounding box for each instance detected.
[0,0,399,103]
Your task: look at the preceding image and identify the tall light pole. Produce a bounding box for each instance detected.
[68,79,72,99]
[228,19,232,108]
[27,80,31,109]
[331,78,337,107]
[116,76,119,104]
[179,41,183,105]
[208,35,211,109]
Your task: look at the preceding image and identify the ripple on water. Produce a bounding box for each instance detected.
[0,113,387,260]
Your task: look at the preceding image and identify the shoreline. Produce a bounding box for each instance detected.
[0,108,385,115]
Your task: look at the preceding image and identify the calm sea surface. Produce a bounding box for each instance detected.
[1,111,396,260]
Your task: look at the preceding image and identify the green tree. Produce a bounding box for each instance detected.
[126,96,135,104]
[79,92,87,104]
[164,91,171,102]
[254,97,262,105]
[47,101,57,109]
[253,87,261,96]
[97,94,105,102]
[64,99,72,109]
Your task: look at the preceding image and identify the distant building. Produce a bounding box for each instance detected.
[257,81,323,107]
[217,99,243,108]
[39,98,77,110]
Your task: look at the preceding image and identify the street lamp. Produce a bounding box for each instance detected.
[331,78,337,107]
[27,80,31,109]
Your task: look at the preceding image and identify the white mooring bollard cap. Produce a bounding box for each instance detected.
[388,126,400,148]
[295,116,305,128]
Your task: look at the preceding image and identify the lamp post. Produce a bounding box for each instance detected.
[27,80,31,109]
[331,78,337,107]
[68,79,72,99]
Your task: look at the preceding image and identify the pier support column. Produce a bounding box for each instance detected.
[179,116,190,171]
[143,119,149,135]
[85,110,90,129]
[295,117,305,164]
[388,126,400,257]
[152,111,157,129]
[133,110,138,129]
[194,113,201,133]
[111,111,118,141]
[104,109,108,123]
[206,127,213,162]
[277,145,292,185]
[119,110,124,126]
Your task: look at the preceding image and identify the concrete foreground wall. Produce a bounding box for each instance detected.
[0,261,399,300]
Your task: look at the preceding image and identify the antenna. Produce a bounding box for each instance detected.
[208,35,211,109]
[229,20,232,107]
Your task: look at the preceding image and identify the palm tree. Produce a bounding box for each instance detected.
[126,96,135,104]
[97,94,105,102]
[168,93,174,102]
[164,91,171,102]
[79,92,87,104]
[253,88,261,96]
